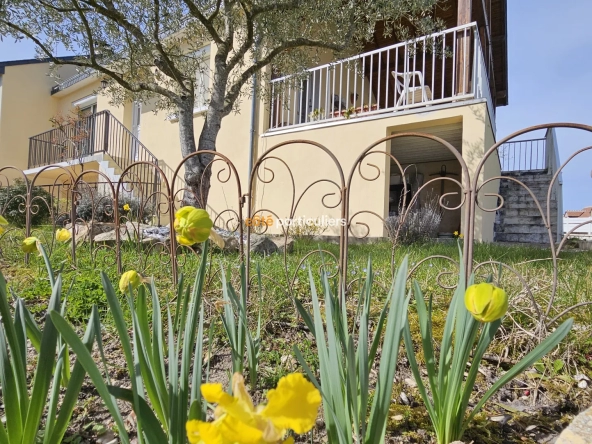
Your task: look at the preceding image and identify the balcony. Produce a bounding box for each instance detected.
[268,22,494,132]
[28,110,159,187]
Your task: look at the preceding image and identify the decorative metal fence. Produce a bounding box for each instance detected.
[2,123,592,333]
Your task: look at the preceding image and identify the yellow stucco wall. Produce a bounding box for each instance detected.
[257,102,499,241]
[0,63,75,177]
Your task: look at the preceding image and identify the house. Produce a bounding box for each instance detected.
[0,0,522,242]
[563,207,592,240]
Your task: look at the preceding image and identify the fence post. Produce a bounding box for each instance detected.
[103,112,110,153]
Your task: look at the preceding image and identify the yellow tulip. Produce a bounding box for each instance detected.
[123,204,131,212]
[186,373,320,444]
[119,270,142,293]
[0,215,7,235]
[21,237,39,254]
[174,206,213,246]
[464,282,508,323]
[56,228,72,242]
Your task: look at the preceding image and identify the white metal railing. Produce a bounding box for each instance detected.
[268,22,493,131]
[473,30,496,133]
[51,68,95,94]
[499,138,547,172]
[563,217,592,239]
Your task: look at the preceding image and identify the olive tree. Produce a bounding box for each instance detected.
[0,0,442,207]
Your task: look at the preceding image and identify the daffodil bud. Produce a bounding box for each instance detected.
[464,282,508,322]
[119,270,141,293]
[56,228,72,242]
[173,206,213,246]
[21,237,39,254]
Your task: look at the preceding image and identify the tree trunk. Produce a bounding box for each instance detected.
[179,56,227,209]
[177,97,218,209]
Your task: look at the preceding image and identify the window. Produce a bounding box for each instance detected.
[194,45,211,112]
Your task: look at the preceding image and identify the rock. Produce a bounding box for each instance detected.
[574,374,590,382]
[125,221,151,237]
[94,228,130,246]
[250,234,279,255]
[214,229,240,252]
[273,237,294,254]
[143,226,171,243]
[96,430,118,444]
[66,222,114,244]
[489,414,511,424]
[577,380,588,389]
[392,415,404,421]
[404,377,417,388]
[400,392,410,405]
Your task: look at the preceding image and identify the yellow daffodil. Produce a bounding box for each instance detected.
[464,282,508,323]
[174,206,213,246]
[0,215,7,235]
[119,270,142,293]
[453,231,459,236]
[123,203,131,212]
[21,236,40,254]
[56,228,72,242]
[186,372,320,444]
[458,233,464,239]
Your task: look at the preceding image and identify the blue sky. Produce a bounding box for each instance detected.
[1,1,591,210]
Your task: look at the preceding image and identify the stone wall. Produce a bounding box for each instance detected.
[494,170,559,244]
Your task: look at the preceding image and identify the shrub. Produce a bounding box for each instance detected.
[288,218,328,239]
[0,179,53,227]
[386,193,442,245]
[74,191,154,223]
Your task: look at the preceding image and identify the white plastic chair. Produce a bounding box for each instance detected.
[391,71,431,107]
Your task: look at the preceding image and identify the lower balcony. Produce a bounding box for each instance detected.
[268,22,495,133]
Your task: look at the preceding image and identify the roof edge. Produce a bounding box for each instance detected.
[0,56,79,74]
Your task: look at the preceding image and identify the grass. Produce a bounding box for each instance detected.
[1,227,591,442]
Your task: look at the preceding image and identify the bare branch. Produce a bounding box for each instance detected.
[180,0,224,44]
[152,0,191,92]
[226,0,254,70]
[223,38,348,115]
[79,0,146,44]
[37,0,91,13]
[0,18,179,102]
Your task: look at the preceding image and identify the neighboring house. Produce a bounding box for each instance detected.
[1,0,549,242]
[563,207,592,240]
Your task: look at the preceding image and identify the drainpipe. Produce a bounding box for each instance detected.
[247,39,260,193]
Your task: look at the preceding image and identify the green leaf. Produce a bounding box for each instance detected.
[0,272,29,418]
[50,311,130,444]
[50,306,100,443]
[0,316,23,444]
[22,275,62,444]
[108,386,167,444]
[366,257,410,443]
[466,319,573,428]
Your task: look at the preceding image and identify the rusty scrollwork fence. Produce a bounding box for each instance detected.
[1,123,592,336]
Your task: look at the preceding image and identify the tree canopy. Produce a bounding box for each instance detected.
[0,0,443,206]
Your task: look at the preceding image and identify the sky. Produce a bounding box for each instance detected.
[1,1,591,211]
